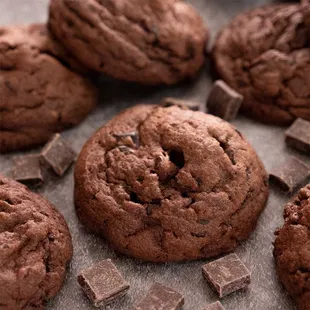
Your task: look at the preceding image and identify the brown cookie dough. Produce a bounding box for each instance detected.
[48,0,208,85]
[303,0,310,28]
[0,24,97,153]
[274,185,310,310]
[212,4,310,125]
[74,104,269,262]
[0,174,73,310]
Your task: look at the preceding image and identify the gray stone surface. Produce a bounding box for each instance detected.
[0,1,309,309]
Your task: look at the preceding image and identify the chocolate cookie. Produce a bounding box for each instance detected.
[74,105,269,262]
[212,3,310,125]
[0,24,97,153]
[48,0,208,85]
[274,185,310,310]
[0,174,73,310]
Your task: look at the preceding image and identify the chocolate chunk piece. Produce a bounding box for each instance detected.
[207,80,243,121]
[117,146,136,154]
[285,118,310,155]
[40,133,76,176]
[202,253,251,298]
[161,97,201,111]
[269,157,310,194]
[133,282,184,310]
[113,131,140,147]
[77,259,130,307]
[202,301,225,310]
[11,154,43,187]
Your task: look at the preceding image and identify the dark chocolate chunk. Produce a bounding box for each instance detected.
[77,259,130,307]
[11,154,43,187]
[40,133,76,176]
[285,118,310,155]
[202,253,251,298]
[133,282,184,310]
[269,157,310,194]
[161,97,200,111]
[113,131,140,147]
[117,145,136,154]
[207,80,243,121]
[202,301,225,310]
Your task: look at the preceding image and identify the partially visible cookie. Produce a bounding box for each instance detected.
[0,24,97,153]
[74,104,269,262]
[274,185,310,310]
[48,0,208,85]
[212,4,310,125]
[0,174,73,310]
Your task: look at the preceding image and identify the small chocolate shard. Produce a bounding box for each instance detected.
[77,259,130,307]
[269,157,310,194]
[40,133,76,176]
[11,154,43,187]
[133,282,184,310]
[202,253,251,298]
[202,301,225,310]
[117,145,135,154]
[285,118,310,155]
[207,80,243,121]
[161,97,200,111]
[113,131,140,147]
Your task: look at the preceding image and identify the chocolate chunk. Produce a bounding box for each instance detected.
[285,118,310,155]
[269,156,310,194]
[117,145,136,154]
[202,301,225,310]
[133,282,184,310]
[161,97,200,111]
[77,259,130,307]
[202,253,251,298]
[113,131,140,147]
[207,80,243,121]
[40,133,76,176]
[11,154,43,187]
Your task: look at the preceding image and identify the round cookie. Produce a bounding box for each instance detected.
[0,24,97,153]
[48,0,208,85]
[274,185,310,310]
[0,174,73,310]
[74,104,269,262]
[212,3,310,125]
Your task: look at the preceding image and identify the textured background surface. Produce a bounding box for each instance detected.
[0,1,309,309]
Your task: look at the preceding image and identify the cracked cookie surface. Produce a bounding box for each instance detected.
[48,0,208,85]
[74,105,269,262]
[0,24,97,153]
[212,4,310,125]
[0,174,73,310]
[274,185,310,310]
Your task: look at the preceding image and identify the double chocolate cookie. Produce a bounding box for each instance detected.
[0,24,97,153]
[212,3,310,125]
[74,104,269,262]
[48,0,208,85]
[0,174,73,310]
[274,185,310,310]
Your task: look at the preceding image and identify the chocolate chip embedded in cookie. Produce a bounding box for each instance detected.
[48,0,208,85]
[74,105,269,262]
[212,3,310,125]
[0,174,73,310]
[274,185,310,310]
[0,24,97,153]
